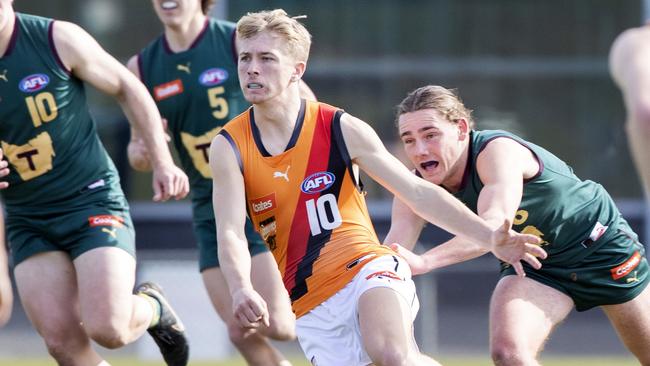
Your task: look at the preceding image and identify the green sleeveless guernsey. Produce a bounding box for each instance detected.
[138,18,246,220]
[0,13,122,214]
[454,130,622,266]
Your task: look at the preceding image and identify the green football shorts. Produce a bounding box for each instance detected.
[501,221,649,311]
[8,196,136,266]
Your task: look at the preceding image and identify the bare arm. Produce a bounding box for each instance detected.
[52,21,188,201]
[209,135,269,328]
[383,195,426,251]
[125,55,153,172]
[340,113,545,274]
[610,25,650,196]
[0,207,12,327]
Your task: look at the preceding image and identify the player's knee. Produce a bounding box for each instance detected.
[370,345,409,366]
[265,317,295,341]
[86,322,130,349]
[490,341,529,366]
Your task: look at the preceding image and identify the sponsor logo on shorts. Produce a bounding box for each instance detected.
[365,270,403,281]
[301,172,335,194]
[88,215,124,228]
[250,193,276,215]
[154,79,183,101]
[199,68,228,86]
[19,73,49,93]
[611,251,642,280]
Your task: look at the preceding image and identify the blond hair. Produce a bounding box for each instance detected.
[236,9,312,62]
[396,85,475,129]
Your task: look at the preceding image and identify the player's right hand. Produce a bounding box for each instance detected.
[232,287,270,330]
[151,163,190,201]
[389,243,429,275]
[490,220,547,276]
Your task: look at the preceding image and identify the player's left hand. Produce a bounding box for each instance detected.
[490,220,547,276]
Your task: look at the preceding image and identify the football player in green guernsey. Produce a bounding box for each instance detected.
[126,1,314,365]
[386,85,650,365]
[0,1,191,365]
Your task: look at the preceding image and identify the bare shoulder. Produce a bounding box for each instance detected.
[339,112,383,160]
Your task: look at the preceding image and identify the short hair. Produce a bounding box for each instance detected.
[396,85,475,129]
[236,9,312,62]
[201,0,215,15]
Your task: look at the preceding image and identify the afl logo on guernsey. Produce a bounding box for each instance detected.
[199,68,228,86]
[19,73,49,93]
[301,172,335,194]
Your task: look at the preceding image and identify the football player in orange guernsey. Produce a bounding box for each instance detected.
[209,9,546,366]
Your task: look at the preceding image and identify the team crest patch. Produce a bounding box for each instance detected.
[250,193,276,216]
[19,73,49,93]
[611,251,642,280]
[88,215,124,228]
[154,79,183,101]
[199,68,228,86]
[301,172,335,194]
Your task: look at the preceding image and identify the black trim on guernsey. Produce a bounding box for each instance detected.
[136,53,145,82]
[289,111,349,303]
[331,110,364,192]
[218,130,243,173]
[48,21,70,75]
[250,99,306,157]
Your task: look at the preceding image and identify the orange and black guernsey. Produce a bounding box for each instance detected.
[220,100,395,318]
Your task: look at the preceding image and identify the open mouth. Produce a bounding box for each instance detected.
[161,1,178,10]
[420,160,439,172]
[247,83,263,89]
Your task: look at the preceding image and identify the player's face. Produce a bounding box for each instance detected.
[237,32,301,105]
[151,0,202,27]
[398,109,468,189]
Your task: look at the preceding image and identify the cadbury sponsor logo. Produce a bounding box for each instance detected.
[611,251,642,280]
[250,193,276,215]
[88,215,124,228]
[154,79,183,101]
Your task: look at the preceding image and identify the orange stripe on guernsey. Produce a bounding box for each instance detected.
[221,100,394,318]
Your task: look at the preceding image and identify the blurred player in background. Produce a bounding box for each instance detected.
[127,1,314,364]
[210,9,544,365]
[610,23,650,198]
[0,1,190,365]
[386,85,650,366]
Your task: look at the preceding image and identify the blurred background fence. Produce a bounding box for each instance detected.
[3,0,649,362]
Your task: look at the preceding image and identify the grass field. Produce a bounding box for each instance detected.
[0,356,638,366]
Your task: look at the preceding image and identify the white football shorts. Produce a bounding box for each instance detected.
[295,254,420,366]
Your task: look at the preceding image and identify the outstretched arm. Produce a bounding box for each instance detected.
[209,135,269,330]
[341,113,546,275]
[610,25,650,197]
[52,21,188,201]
